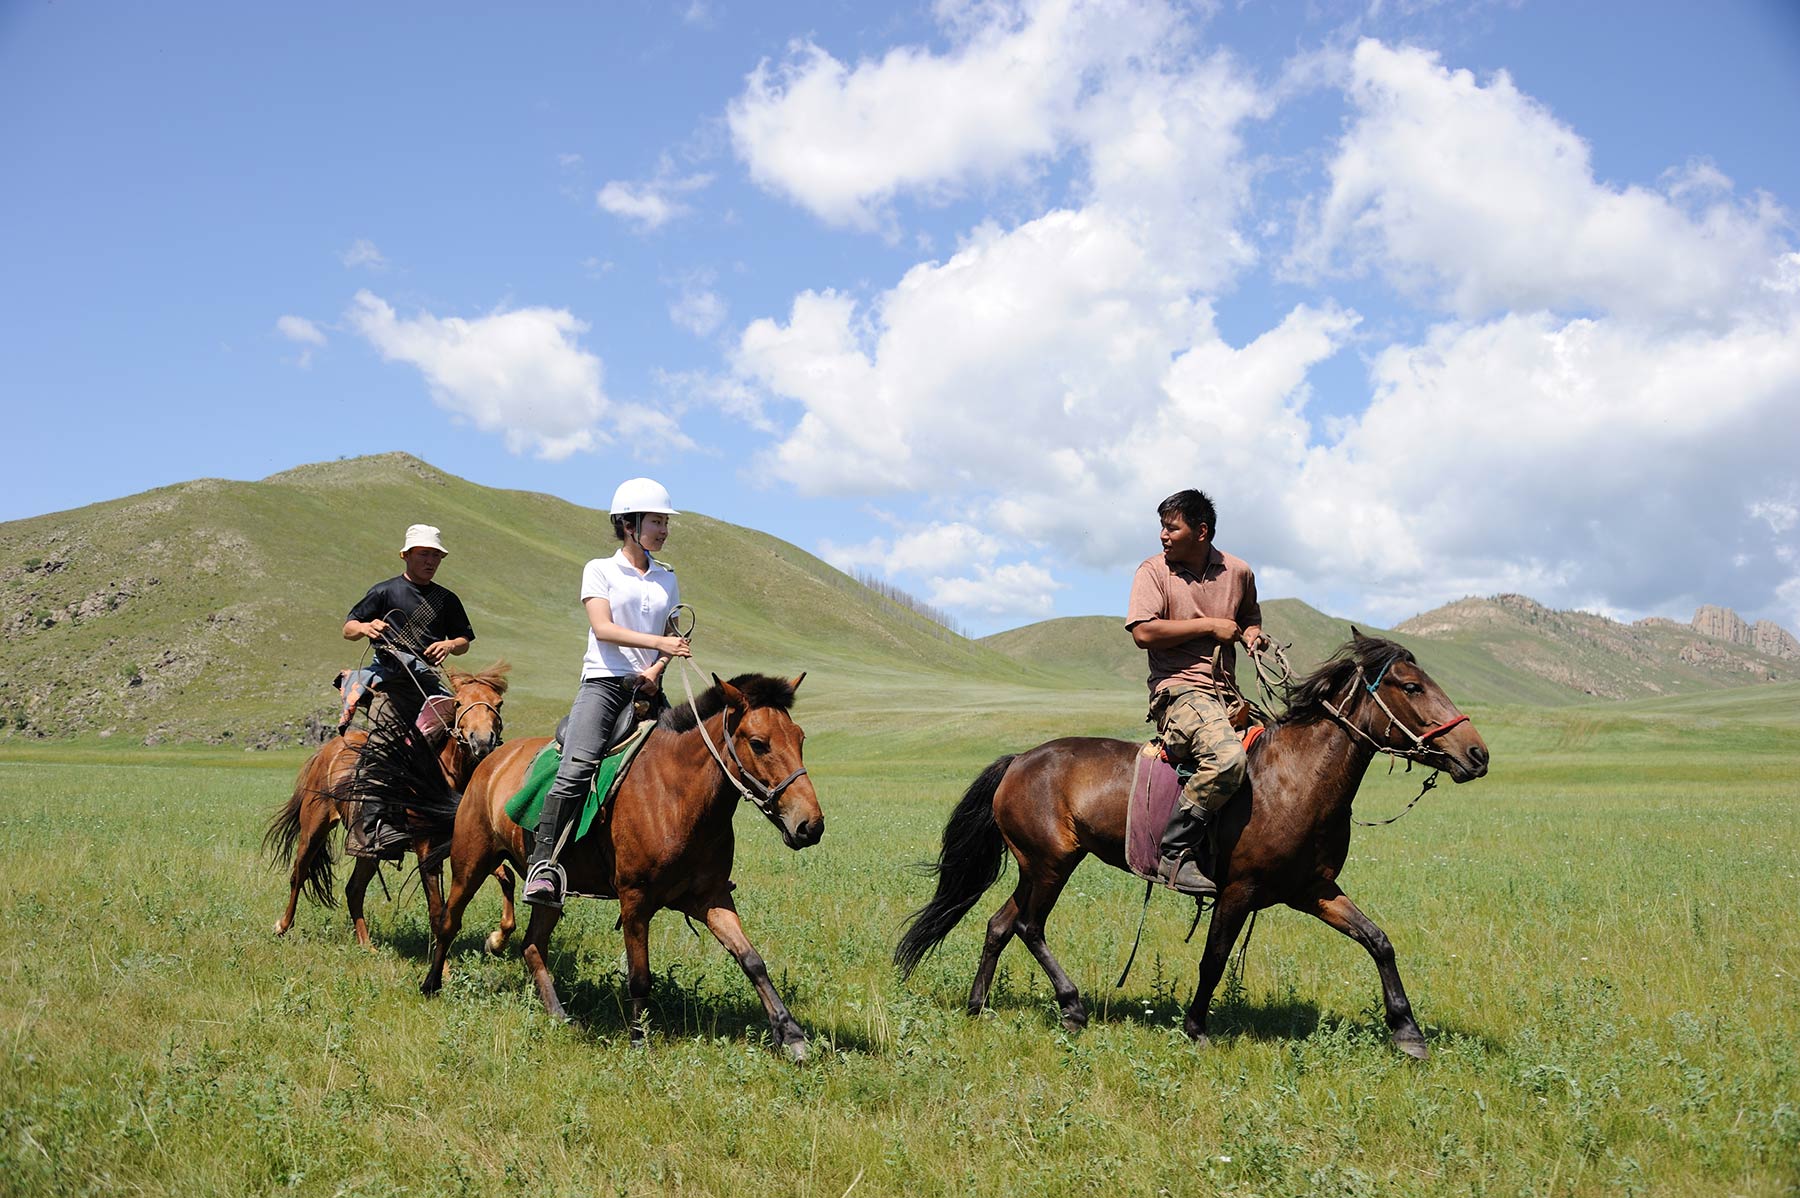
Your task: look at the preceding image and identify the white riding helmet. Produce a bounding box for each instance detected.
[609,477,678,517]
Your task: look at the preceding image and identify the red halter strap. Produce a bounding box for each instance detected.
[1417,714,1469,742]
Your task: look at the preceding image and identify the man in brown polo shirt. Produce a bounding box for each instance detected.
[1126,488,1267,893]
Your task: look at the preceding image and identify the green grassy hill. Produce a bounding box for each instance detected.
[0,454,1071,745]
[5,454,1793,745]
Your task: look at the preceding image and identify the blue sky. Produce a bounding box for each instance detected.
[5,0,1798,637]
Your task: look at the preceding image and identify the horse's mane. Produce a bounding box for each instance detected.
[449,660,511,695]
[660,673,796,732]
[1279,634,1415,726]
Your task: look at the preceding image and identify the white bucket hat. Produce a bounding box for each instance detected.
[401,524,448,554]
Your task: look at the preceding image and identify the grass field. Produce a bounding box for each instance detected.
[3,687,1798,1196]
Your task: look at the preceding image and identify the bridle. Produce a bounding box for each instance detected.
[449,695,503,762]
[716,705,810,819]
[666,606,808,824]
[1320,658,1469,766]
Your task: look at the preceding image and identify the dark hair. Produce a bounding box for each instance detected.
[1157,489,1217,536]
[660,673,797,731]
[611,513,638,543]
[1280,633,1416,726]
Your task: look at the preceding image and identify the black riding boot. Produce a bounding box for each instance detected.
[1155,804,1215,894]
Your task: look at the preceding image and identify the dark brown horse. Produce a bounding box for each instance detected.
[265,662,511,947]
[895,634,1489,1058]
[354,672,823,1059]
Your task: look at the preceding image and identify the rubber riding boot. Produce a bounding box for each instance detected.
[523,857,566,908]
[1155,804,1215,894]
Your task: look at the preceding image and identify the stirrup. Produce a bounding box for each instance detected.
[523,859,567,908]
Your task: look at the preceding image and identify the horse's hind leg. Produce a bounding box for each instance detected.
[1015,863,1087,1031]
[1294,882,1428,1059]
[274,795,335,936]
[967,880,1027,1016]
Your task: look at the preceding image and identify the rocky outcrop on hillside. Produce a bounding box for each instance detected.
[1753,622,1800,660]
[1397,593,1797,700]
[1690,604,1799,661]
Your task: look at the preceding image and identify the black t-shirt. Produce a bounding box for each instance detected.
[347,576,475,660]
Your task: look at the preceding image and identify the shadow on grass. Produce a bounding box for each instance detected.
[386,916,881,1055]
[969,986,1501,1054]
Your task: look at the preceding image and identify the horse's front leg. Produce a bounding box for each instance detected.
[415,840,445,943]
[519,903,569,1022]
[1293,882,1428,1059]
[619,895,655,1049]
[344,857,380,950]
[487,864,517,955]
[693,894,808,1062]
[1184,886,1254,1044]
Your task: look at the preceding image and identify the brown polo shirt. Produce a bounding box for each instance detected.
[1126,546,1262,696]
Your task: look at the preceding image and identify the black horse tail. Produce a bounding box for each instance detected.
[263,787,336,907]
[894,754,1016,979]
[338,709,463,848]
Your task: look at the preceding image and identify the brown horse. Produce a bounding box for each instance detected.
[895,633,1489,1059]
[353,672,823,1059]
[265,662,511,947]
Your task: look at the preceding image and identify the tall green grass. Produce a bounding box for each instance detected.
[3,690,1796,1196]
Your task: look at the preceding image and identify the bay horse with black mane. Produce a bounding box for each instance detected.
[350,671,823,1060]
[895,633,1489,1058]
[265,662,511,947]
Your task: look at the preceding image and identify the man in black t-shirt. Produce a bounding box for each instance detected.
[342,523,476,857]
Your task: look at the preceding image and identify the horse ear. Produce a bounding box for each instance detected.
[1350,625,1364,640]
[790,671,806,694]
[713,673,746,708]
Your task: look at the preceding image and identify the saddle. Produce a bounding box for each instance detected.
[501,718,657,844]
[1124,725,1267,885]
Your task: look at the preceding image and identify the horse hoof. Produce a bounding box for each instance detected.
[420,978,441,998]
[484,932,507,955]
[1060,1014,1088,1034]
[1183,1019,1209,1045]
[783,1038,809,1064]
[1394,1032,1430,1060]
[272,922,288,936]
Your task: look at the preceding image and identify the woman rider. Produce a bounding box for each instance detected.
[523,478,692,907]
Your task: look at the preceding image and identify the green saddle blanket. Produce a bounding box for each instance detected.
[502,721,656,842]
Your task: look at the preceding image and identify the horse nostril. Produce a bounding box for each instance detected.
[1469,745,1488,767]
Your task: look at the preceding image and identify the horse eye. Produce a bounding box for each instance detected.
[750,738,770,755]
[1402,683,1423,695]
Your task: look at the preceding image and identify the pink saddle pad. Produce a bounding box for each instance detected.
[1125,745,1184,880]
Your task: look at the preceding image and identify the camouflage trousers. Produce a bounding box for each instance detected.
[1150,684,1247,816]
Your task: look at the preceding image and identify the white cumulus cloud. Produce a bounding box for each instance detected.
[669,283,728,338]
[1290,39,1788,324]
[276,315,326,346]
[928,561,1066,618]
[597,163,713,232]
[346,290,613,460]
[728,0,1190,231]
[341,239,388,271]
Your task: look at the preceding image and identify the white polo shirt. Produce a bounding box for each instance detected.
[579,550,680,679]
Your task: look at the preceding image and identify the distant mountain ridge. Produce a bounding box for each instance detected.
[1393,594,1796,701]
[983,595,1798,708]
[4,456,1794,742]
